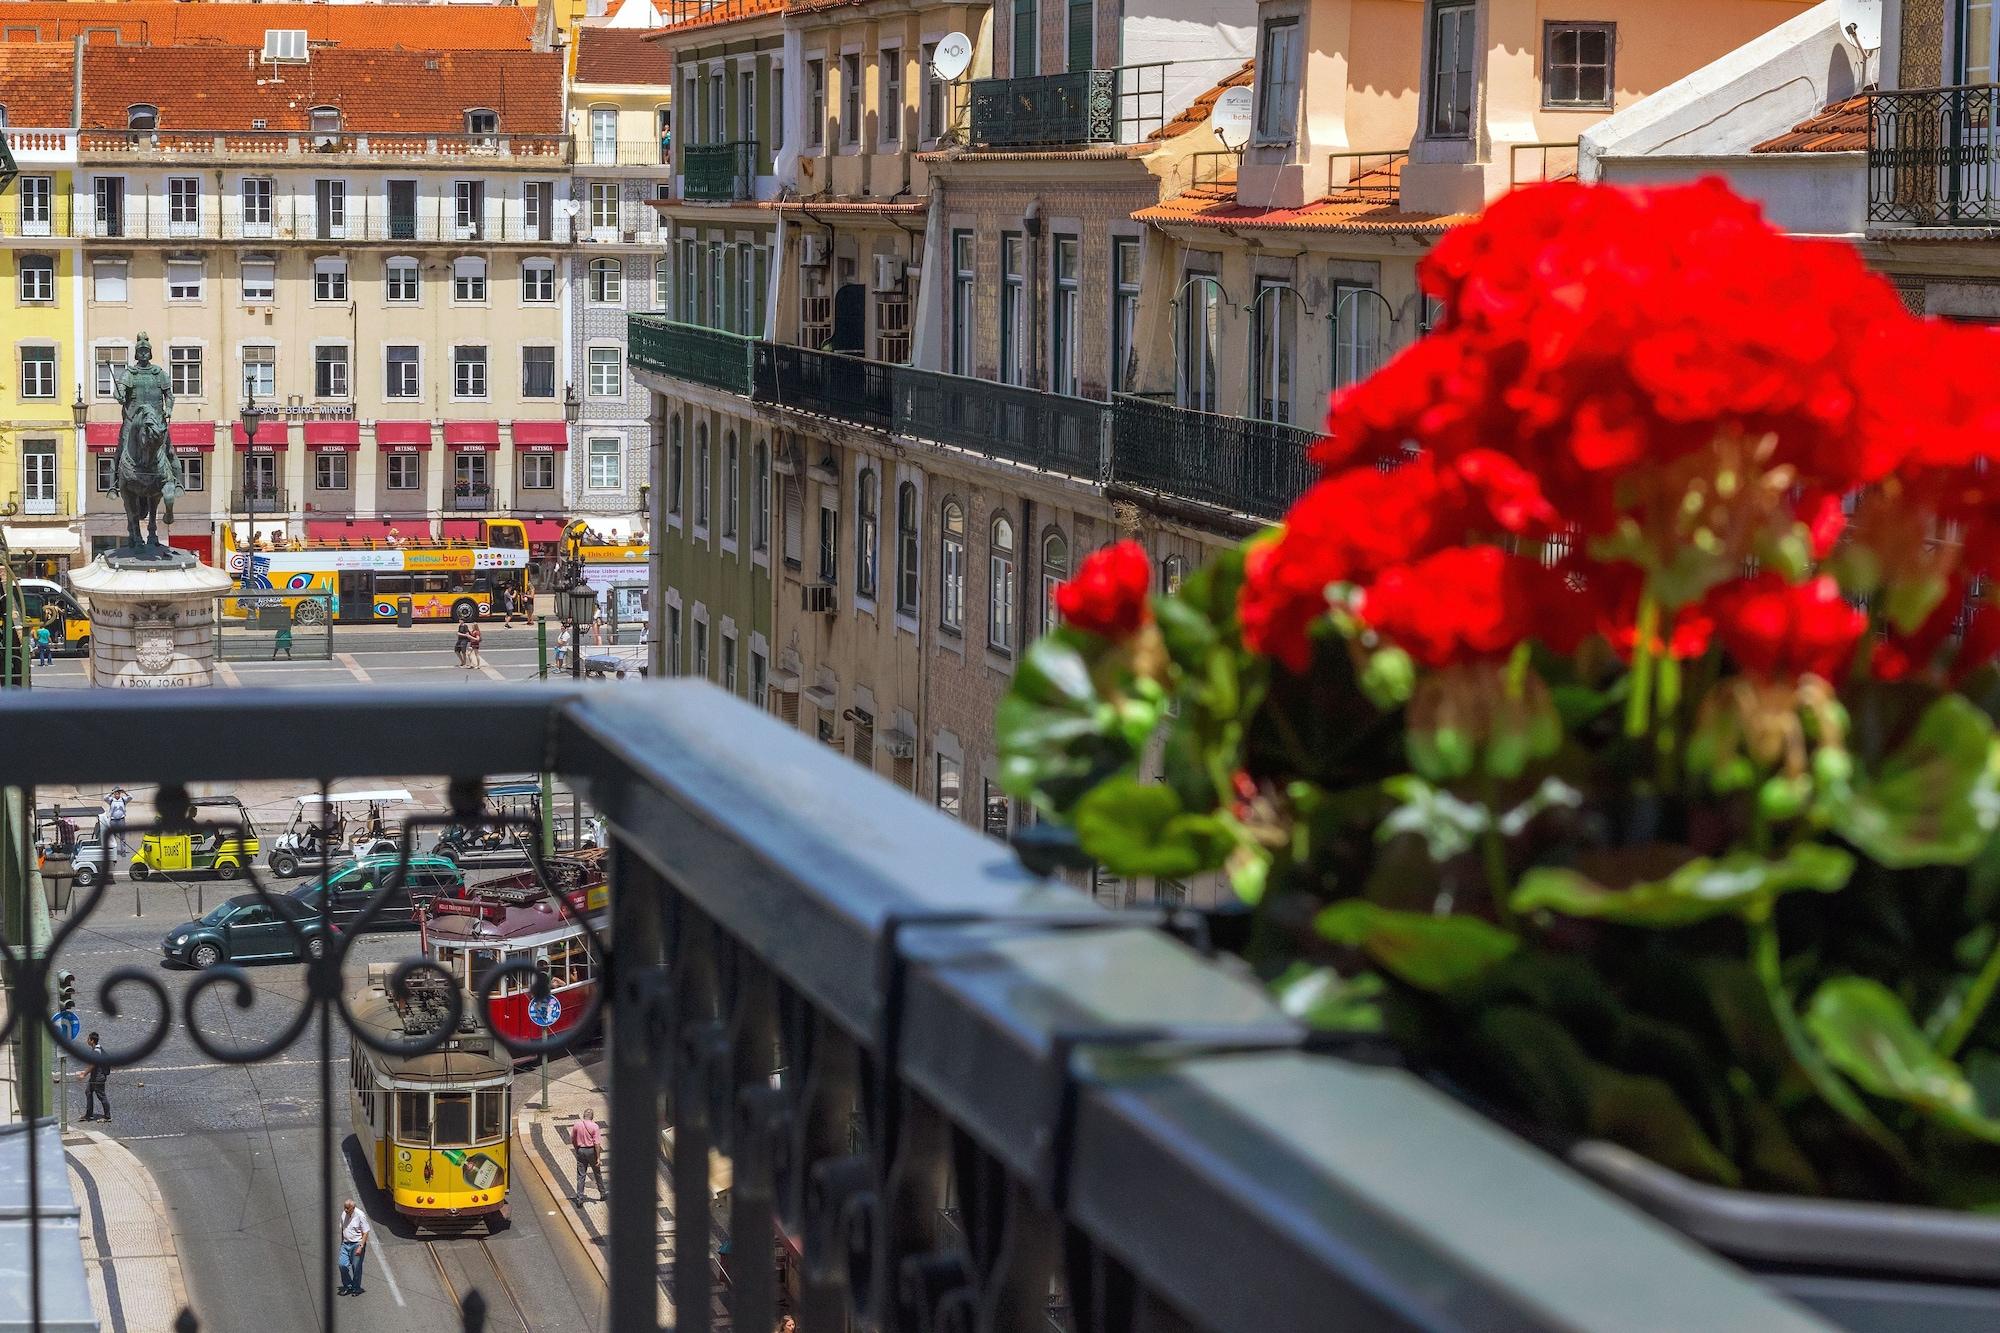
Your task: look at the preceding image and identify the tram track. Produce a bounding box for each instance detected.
[426,1234,533,1332]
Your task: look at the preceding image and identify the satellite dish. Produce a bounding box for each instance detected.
[931,32,972,81]
[1209,86,1253,150]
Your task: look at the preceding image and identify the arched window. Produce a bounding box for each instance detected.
[1041,529,1069,633]
[589,257,623,304]
[989,515,1016,652]
[940,500,965,633]
[895,481,919,615]
[856,468,879,600]
[588,105,619,165]
[723,431,740,541]
[1161,554,1185,595]
[752,439,770,551]
[694,422,711,529]
[127,104,157,132]
[309,106,341,142]
[667,415,684,519]
[464,108,500,140]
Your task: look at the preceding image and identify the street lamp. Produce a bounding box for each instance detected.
[69,385,86,433]
[239,390,263,549]
[562,381,581,426]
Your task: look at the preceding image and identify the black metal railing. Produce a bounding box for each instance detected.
[682,140,757,202]
[232,485,291,514]
[968,64,1167,148]
[897,367,1107,479]
[628,315,756,395]
[451,482,494,511]
[1110,394,1316,521]
[752,344,895,432]
[1869,85,2000,225]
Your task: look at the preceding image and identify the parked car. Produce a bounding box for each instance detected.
[288,854,466,932]
[162,894,337,968]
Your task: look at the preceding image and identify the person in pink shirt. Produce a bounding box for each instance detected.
[569,1109,605,1204]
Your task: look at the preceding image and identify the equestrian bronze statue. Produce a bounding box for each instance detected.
[113,333,185,556]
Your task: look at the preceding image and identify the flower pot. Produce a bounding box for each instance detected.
[1570,1141,2000,1329]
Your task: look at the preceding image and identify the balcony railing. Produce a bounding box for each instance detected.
[1110,395,1316,521]
[1868,85,2000,225]
[3,490,73,520]
[76,201,570,245]
[968,64,1167,148]
[231,485,291,513]
[78,129,573,165]
[628,315,756,395]
[451,482,494,511]
[897,367,1107,479]
[752,343,894,431]
[584,139,674,167]
[682,140,757,202]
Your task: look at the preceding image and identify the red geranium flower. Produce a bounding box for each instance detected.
[1356,547,1581,669]
[1707,575,1865,683]
[1055,540,1152,640]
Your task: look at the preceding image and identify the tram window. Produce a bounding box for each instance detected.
[434,1092,473,1148]
[476,1090,504,1142]
[397,1090,431,1143]
[469,949,499,995]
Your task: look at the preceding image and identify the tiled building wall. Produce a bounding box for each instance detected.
[571,225,666,518]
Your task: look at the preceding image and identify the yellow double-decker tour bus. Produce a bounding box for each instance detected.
[223,520,531,625]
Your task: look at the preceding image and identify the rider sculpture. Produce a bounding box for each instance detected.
[113,333,185,555]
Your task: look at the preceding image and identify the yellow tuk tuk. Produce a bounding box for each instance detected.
[130,796,260,881]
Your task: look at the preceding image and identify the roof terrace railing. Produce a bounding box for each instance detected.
[1868,85,2000,226]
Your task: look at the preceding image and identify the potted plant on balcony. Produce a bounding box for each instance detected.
[999,179,2000,1314]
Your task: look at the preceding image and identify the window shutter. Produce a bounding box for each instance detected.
[773,686,800,726]
[782,474,804,564]
[1013,0,1036,77]
[1067,0,1091,73]
[853,716,874,771]
[891,754,914,791]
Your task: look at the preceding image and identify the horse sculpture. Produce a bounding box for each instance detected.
[113,333,183,555]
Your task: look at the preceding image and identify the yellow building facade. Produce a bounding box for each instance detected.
[0,135,84,573]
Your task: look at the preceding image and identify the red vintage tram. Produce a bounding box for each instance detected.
[421,858,606,1051]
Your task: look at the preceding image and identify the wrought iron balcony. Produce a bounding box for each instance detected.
[968,64,1166,149]
[681,140,757,203]
[628,315,756,396]
[1869,85,2000,225]
[1109,395,1316,521]
[76,129,573,166]
[451,482,494,511]
[231,484,291,514]
[897,368,1107,479]
[752,343,894,432]
[0,688,1817,1333]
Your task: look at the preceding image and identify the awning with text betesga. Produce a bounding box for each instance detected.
[523,519,565,544]
[439,520,483,542]
[510,421,568,452]
[307,520,399,542]
[88,422,216,452]
[84,423,116,453]
[231,419,289,450]
[303,422,360,451]
[374,421,433,452]
[443,421,500,451]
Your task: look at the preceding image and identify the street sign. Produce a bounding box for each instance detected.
[51,1009,80,1041]
[528,994,562,1030]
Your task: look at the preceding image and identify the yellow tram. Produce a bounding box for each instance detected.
[348,970,513,1229]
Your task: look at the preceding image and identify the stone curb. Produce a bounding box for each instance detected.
[517,1110,609,1286]
[69,1127,192,1318]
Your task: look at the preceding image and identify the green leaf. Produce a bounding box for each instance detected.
[1828,695,2000,868]
[1071,778,1232,878]
[1314,901,1517,995]
[1511,844,1855,928]
[997,631,1139,813]
[1805,976,2000,1143]
[1272,964,1386,1032]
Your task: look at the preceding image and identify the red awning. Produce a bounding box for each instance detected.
[171,422,217,452]
[304,422,361,451]
[523,519,566,544]
[443,421,501,451]
[231,420,289,449]
[85,423,117,452]
[511,421,569,451]
[374,421,433,451]
[306,520,400,542]
[439,520,483,542]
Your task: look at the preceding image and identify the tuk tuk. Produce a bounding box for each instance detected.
[33,805,100,905]
[428,778,599,868]
[18,578,91,656]
[129,795,260,881]
[267,788,408,877]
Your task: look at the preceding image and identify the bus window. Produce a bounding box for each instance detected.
[434,1092,473,1147]
[415,574,451,594]
[488,522,524,550]
[476,1090,504,1142]
[397,1090,431,1144]
[377,573,412,596]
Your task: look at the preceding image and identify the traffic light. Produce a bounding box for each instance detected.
[55,971,75,1014]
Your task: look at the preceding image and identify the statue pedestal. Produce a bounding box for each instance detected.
[69,552,235,689]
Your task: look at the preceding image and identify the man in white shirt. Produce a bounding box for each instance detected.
[337,1198,371,1296]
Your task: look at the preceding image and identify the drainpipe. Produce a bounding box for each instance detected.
[71,35,82,131]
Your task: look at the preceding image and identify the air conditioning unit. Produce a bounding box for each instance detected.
[799,233,828,268]
[802,581,837,614]
[872,254,903,292]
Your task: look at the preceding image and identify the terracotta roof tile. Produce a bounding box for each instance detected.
[1751,91,1870,154]
[574,26,670,84]
[644,0,785,49]
[0,44,73,126]
[0,3,533,51]
[79,46,564,134]
[1133,177,1470,235]
[1150,59,1254,142]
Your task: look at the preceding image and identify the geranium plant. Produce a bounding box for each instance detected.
[1000,180,2000,1206]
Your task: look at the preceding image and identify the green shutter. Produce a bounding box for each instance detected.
[1068,0,1092,73]
[1014,0,1036,77]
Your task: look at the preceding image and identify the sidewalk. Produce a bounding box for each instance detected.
[64,1127,191,1333]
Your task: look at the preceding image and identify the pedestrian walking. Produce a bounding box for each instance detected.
[569,1108,606,1204]
[33,622,52,666]
[336,1199,371,1295]
[272,624,293,660]
[591,611,605,647]
[455,620,472,669]
[78,1031,111,1122]
[504,584,522,627]
[102,788,129,863]
[466,623,484,670]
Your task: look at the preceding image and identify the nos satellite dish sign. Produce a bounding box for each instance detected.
[932,32,972,81]
[1210,86,1254,149]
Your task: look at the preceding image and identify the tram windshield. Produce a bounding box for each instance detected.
[435,1093,472,1147]
[393,1088,507,1147]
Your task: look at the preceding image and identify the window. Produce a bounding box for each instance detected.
[923,42,946,142]
[940,499,965,632]
[181,455,206,492]
[1013,0,1036,76]
[588,346,622,398]
[19,346,54,399]
[1251,280,1296,423]
[772,65,786,150]
[588,436,621,490]
[315,179,345,239]
[167,258,203,302]
[315,345,350,399]
[386,346,420,398]
[936,754,963,818]
[841,53,862,145]
[1161,553,1186,595]
[1067,0,1091,71]
[1429,1,1477,138]
[695,425,711,528]
[751,646,767,706]
[309,105,340,137]
[267,30,309,62]
[678,239,698,321]
[87,259,126,306]
[654,257,671,310]
[94,346,128,399]
[693,618,710,679]
[1042,530,1069,633]
[465,109,499,139]
[590,107,618,164]
[988,516,1016,652]
[589,181,619,233]
[18,176,49,235]
[313,257,347,302]
[1000,233,1025,385]
[709,68,726,142]
[950,231,974,376]
[856,468,878,599]
[590,257,623,304]
[667,417,684,518]
[315,451,349,491]
[94,454,115,494]
[983,781,1011,841]
[1544,22,1613,108]
[453,257,487,303]
[386,258,419,303]
[723,433,739,541]
[127,104,157,132]
[1257,19,1302,140]
[667,605,682,673]
[524,181,553,241]
[1111,238,1140,394]
[1332,282,1382,389]
[387,454,420,490]
[241,256,276,304]
[896,481,918,614]
[817,491,838,583]
[739,70,756,145]
[722,631,738,693]
[168,177,199,230]
[454,451,489,497]
[454,346,487,398]
[881,50,902,145]
[93,178,125,237]
[242,345,276,399]
[241,178,273,231]
[1179,275,1221,411]
[169,345,202,397]
[1051,235,1079,395]
[520,453,556,490]
[522,346,556,399]
[521,259,556,303]
[21,439,54,510]
[18,254,52,303]
[752,439,769,550]
[808,60,827,148]
[707,242,724,330]
[454,180,486,236]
